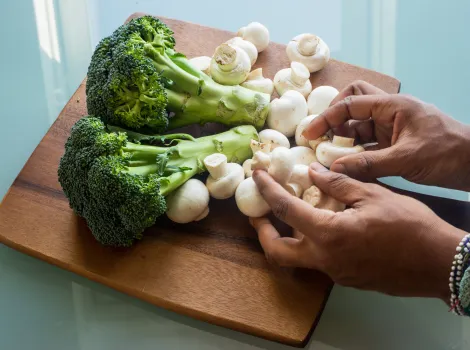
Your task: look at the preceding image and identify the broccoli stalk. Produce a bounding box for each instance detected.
[86,16,270,133]
[58,117,257,247]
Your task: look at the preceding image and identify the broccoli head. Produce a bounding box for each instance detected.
[58,116,257,246]
[86,15,270,133]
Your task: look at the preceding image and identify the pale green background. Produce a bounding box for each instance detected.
[1,1,470,349]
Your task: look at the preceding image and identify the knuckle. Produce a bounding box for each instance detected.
[350,80,367,94]
[272,197,290,221]
[354,153,374,174]
[324,173,352,192]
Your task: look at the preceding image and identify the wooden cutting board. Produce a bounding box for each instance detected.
[0,13,402,347]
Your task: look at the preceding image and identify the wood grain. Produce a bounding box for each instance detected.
[0,13,402,347]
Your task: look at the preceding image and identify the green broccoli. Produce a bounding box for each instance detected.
[86,15,271,134]
[58,116,257,247]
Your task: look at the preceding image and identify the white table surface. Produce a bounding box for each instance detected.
[1,1,470,349]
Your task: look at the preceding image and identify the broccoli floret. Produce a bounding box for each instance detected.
[86,15,270,133]
[58,116,257,247]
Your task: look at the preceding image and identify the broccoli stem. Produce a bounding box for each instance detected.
[145,43,203,96]
[166,87,270,129]
[123,125,258,196]
[143,43,270,130]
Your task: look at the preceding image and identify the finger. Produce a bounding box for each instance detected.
[333,120,375,143]
[250,217,304,267]
[253,170,336,233]
[302,94,396,140]
[329,147,406,181]
[309,163,371,205]
[292,229,304,240]
[329,80,387,107]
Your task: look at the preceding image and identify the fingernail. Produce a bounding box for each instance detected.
[331,163,347,174]
[310,162,329,172]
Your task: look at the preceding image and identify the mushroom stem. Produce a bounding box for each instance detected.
[251,151,271,171]
[290,62,310,86]
[214,44,238,71]
[250,139,271,154]
[308,135,330,151]
[298,34,319,56]
[204,153,228,180]
[332,135,355,147]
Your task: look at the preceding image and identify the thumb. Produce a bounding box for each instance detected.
[330,147,403,181]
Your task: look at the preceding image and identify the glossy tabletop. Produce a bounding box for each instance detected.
[1,1,470,349]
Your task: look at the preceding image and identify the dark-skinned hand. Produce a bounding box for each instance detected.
[302,80,470,191]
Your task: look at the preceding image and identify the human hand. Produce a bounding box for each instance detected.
[250,164,465,300]
[302,81,470,192]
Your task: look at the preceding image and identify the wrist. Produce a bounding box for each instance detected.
[426,221,466,303]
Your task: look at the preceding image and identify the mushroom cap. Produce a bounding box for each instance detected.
[289,164,314,191]
[210,44,251,85]
[286,33,330,73]
[235,177,271,217]
[316,141,365,168]
[166,179,210,224]
[243,159,253,178]
[290,146,317,166]
[295,115,318,147]
[189,56,212,76]
[268,147,294,184]
[241,70,274,95]
[307,86,339,115]
[206,163,244,199]
[226,37,258,66]
[237,22,270,52]
[273,62,312,98]
[267,90,308,137]
[258,129,291,149]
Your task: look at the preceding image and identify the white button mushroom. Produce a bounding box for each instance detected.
[289,164,314,193]
[243,159,253,178]
[274,62,312,98]
[226,37,258,66]
[189,56,212,76]
[268,147,294,184]
[316,136,365,168]
[210,44,251,85]
[241,68,274,95]
[295,115,318,147]
[204,153,244,199]
[267,90,308,137]
[235,177,271,217]
[290,146,317,166]
[307,86,339,115]
[166,179,210,224]
[302,185,345,212]
[237,22,270,53]
[258,129,290,150]
[286,33,330,73]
